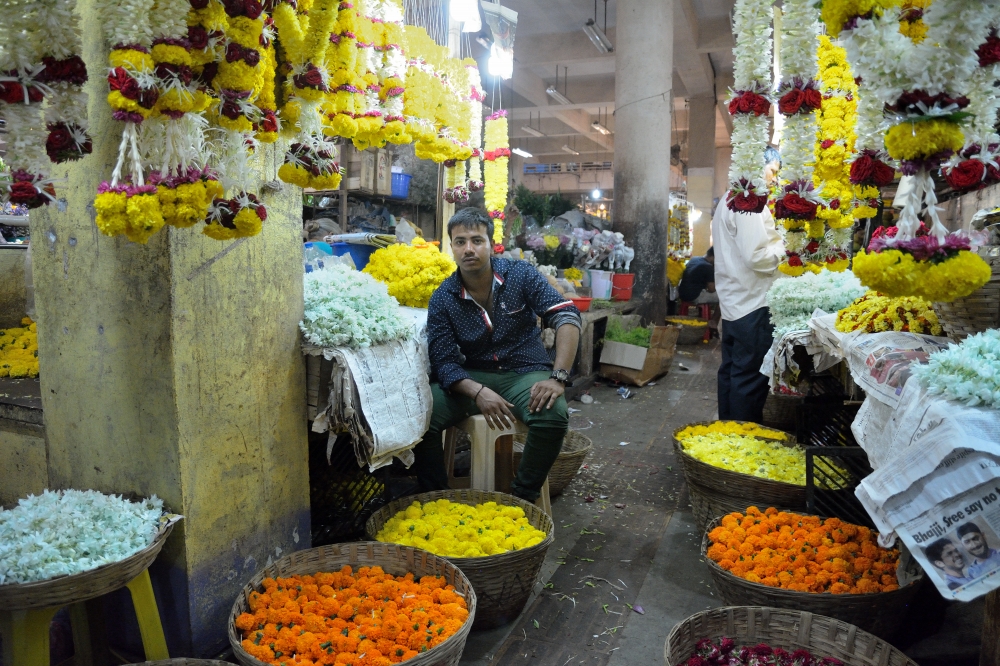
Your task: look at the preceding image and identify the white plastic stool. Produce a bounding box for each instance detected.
[443,415,552,516]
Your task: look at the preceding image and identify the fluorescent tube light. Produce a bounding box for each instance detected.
[591,121,611,135]
[583,19,613,53]
[561,145,580,156]
[520,125,546,137]
[546,87,573,105]
[511,148,533,158]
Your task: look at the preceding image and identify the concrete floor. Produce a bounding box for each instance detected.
[458,340,983,666]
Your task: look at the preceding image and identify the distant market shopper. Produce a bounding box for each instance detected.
[678,246,720,330]
[713,147,785,422]
[413,208,582,501]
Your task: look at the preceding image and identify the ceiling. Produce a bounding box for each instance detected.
[464,0,737,172]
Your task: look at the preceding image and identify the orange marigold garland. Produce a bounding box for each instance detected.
[706,507,901,595]
[234,565,469,665]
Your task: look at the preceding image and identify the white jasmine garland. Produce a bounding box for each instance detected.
[912,330,1000,409]
[727,113,771,196]
[854,84,888,154]
[301,263,413,349]
[765,269,866,336]
[779,113,817,183]
[97,0,155,48]
[732,0,774,92]
[778,0,818,83]
[0,490,163,585]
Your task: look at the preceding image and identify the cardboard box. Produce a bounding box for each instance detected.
[598,316,680,386]
[375,149,392,195]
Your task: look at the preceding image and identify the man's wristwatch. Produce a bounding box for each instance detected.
[550,368,571,385]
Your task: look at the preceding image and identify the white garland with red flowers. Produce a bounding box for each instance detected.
[725,0,774,214]
[466,64,485,188]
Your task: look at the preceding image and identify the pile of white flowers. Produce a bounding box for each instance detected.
[766,270,867,337]
[0,490,163,585]
[912,330,1000,409]
[301,263,412,348]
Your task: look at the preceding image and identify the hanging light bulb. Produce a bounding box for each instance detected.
[462,12,481,32]
[488,41,513,80]
[591,189,602,200]
[449,0,479,23]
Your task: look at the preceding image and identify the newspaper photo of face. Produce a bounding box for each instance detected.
[924,538,973,590]
[958,522,1000,580]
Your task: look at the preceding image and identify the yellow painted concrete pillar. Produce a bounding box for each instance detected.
[28,0,310,654]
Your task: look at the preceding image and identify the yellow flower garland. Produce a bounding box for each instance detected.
[813,37,857,236]
[484,113,509,244]
[821,0,902,36]
[362,240,456,308]
[853,248,992,302]
[375,499,546,558]
[835,291,942,335]
[884,119,965,162]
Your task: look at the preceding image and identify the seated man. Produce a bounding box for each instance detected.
[413,208,582,502]
[677,247,719,330]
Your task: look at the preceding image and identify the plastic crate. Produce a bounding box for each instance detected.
[309,432,391,544]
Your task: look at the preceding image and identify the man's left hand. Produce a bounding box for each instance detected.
[529,379,564,413]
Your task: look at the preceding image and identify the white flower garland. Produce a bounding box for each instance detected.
[766,269,867,337]
[726,0,774,203]
[0,490,163,585]
[911,329,1000,409]
[467,64,484,184]
[776,0,819,185]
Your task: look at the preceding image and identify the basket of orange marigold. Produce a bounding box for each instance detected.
[228,542,475,666]
[701,507,923,639]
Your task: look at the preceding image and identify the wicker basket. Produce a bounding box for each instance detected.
[664,606,919,666]
[127,661,233,666]
[673,422,806,530]
[512,431,592,496]
[700,516,922,639]
[229,542,476,666]
[665,316,708,345]
[934,249,1000,341]
[365,489,554,630]
[761,393,803,432]
[0,520,176,610]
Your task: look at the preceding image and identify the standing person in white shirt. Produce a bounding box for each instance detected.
[711,146,785,422]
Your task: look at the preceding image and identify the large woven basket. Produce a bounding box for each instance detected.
[512,430,592,496]
[127,661,233,666]
[229,542,476,666]
[665,316,708,345]
[673,422,806,530]
[365,489,554,630]
[700,516,922,639]
[664,606,918,666]
[0,519,176,610]
[934,249,1000,341]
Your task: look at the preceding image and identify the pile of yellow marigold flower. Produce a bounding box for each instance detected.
[707,507,901,594]
[363,240,456,308]
[836,291,942,335]
[0,317,39,378]
[677,422,823,486]
[376,499,546,558]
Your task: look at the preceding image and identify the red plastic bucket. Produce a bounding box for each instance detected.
[611,273,634,301]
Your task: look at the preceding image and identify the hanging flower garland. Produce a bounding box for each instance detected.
[773,0,822,276]
[725,0,773,215]
[811,36,857,273]
[442,163,469,204]
[484,109,509,249]
[351,0,387,150]
[465,61,485,191]
[373,0,409,145]
[942,12,1000,194]
[830,0,995,302]
[1,0,92,208]
[254,17,280,144]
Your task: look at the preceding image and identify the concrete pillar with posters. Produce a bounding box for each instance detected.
[612,0,674,322]
[687,96,717,257]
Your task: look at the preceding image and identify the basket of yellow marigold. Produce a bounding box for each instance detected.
[700,507,923,639]
[365,489,554,630]
[673,421,810,530]
[229,542,476,666]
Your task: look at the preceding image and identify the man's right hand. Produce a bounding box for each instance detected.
[475,387,517,430]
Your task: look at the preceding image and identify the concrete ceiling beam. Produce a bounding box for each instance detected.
[511,64,615,152]
[514,28,619,68]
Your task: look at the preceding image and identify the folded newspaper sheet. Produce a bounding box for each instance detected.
[855,381,1000,601]
[760,310,841,394]
[842,330,950,409]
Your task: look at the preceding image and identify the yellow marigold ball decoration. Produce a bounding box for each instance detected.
[94,191,166,244]
[853,184,881,220]
[667,257,686,286]
[835,291,942,335]
[376,499,546,557]
[821,0,902,37]
[157,179,224,228]
[884,119,965,163]
[852,249,992,302]
[0,318,39,378]
[814,36,857,233]
[362,240,456,308]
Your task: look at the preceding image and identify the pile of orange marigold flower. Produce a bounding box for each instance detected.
[234,565,469,665]
[706,507,900,595]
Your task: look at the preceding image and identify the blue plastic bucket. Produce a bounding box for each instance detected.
[331,242,378,269]
[391,173,412,199]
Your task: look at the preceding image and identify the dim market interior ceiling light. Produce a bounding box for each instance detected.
[591,121,611,135]
[689,207,703,222]
[546,87,573,105]
[521,125,546,137]
[591,189,602,199]
[561,145,580,155]
[488,42,513,80]
[511,147,533,158]
[449,0,479,23]
[583,19,613,53]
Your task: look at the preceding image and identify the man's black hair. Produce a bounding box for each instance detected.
[957,523,984,539]
[447,207,494,241]
[764,145,781,167]
[706,246,714,257]
[925,538,953,564]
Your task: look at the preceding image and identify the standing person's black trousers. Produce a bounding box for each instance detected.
[718,306,773,422]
